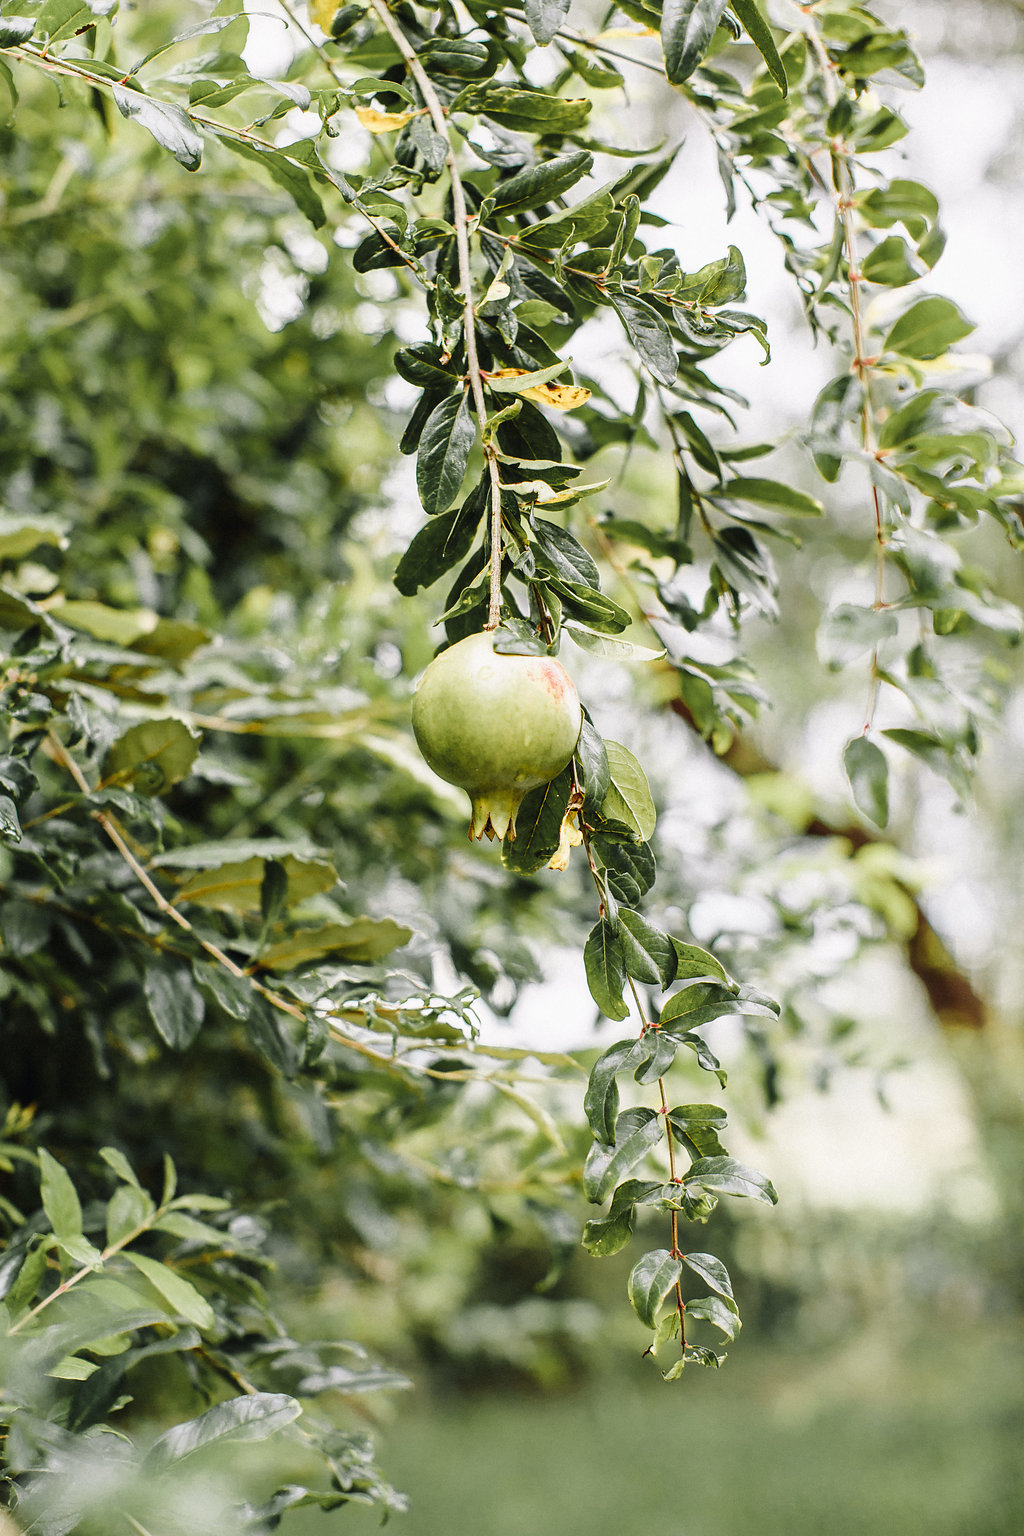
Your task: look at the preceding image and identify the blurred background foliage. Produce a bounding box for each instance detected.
[0,0,1022,1532]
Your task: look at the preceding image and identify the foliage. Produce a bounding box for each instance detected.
[0,0,1021,1529]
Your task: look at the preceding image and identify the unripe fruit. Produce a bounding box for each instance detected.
[412,629,582,842]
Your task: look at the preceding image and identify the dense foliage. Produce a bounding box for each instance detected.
[0,1,1020,1530]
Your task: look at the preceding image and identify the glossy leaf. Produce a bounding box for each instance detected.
[685,1292,740,1339]
[682,1250,736,1303]
[584,1038,648,1143]
[491,150,592,212]
[628,1248,683,1328]
[684,1156,778,1204]
[146,1393,302,1469]
[417,391,476,514]
[618,910,677,987]
[112,86,203,172]
[104,719,199,795]
[39,1150,84,1247]
[584,918,629,1021]
[600,741,657,840]
[143,962,206,1051]
[610,293,678,386]
[583,1107,663,1202]
[661,0,730,85]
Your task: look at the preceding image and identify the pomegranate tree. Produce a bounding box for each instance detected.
[412,629,582,842]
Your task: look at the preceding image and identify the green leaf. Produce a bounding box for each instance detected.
[99,1148,143,1189]
[123,1253,215,1329]
[575,717,610,808]
[584,1038,648,1143]
[0,795,22,845]
[39,1149,84,1247]
[146,1392,302,1469]
[523,0,571,46]
[260,916,411,971]
[818,604,898,670]
[36,0,111,45]
[684,1156,778,1204]
[628,1248,683,1329]
[682,1250,736,1303]
[618,910,677,987]
[856,179,939,234]
[670,941,729,984]
[583,1108,663,1202]
[501,766,573,874]
[714,478,824,517]
[581,1209,635,1257]
[531,518,600,588]
[593,833,656,904]
[731,0,788,95]
[417,391,476,515]
[454,83,592,133]
[143,962,206,1051]
[216,134,327,227]
[0,512,69,560]
[394,492,485,596]
[661,0,730,85]
[155,847,336,914]
[861,235,923,288]
[491,150,592,212]
[105,1183,154,1247]
[549,579,631,634]
[584,919,629,1021]
[884,297,974,361]
[844,735,889,827]
[564,626,666,662]
[610,293,678,386]
[881,728,973,800]
[104,718,199,795]
[112,86,203,172]
[685,1292,741,1340]
[600,741,657,840]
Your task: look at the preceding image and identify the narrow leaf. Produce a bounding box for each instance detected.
[416,391,476,514]
[731,0,788,95]
[611,293,678,385]
[584,919,629,1020]
[39,1149,83,1246]
[124,1253,215,1330]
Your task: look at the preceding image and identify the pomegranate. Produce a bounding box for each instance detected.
[412,629,582,841]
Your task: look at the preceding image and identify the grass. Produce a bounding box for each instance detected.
[283,1320,1023,1536]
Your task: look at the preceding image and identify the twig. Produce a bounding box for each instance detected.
[366,0,505,628]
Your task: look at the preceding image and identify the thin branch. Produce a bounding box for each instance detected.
[366,0,505,628]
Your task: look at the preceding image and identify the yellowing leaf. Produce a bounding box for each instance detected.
[309,0,338,27]
[597,25,658,39]
[548,809,583,872]
[520,382,591,411]
[355,105,417,134]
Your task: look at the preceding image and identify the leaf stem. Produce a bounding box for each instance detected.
[802,19,888,732]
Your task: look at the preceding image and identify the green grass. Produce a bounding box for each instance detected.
[284,1322,1023,1536]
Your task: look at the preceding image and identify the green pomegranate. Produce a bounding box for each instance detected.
[412,629,582,841]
